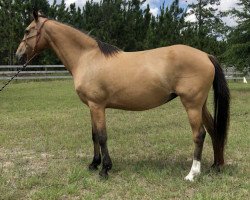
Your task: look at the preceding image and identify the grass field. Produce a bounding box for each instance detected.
[0,80,249,200]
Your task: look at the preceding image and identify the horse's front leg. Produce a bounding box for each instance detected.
[88,126,101,170]
[89,102,112,178]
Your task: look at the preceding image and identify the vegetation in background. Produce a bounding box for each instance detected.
[185,0,227,55]
[0,0,249,73]
[222,0,250,73]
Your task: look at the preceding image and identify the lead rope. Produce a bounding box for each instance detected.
[0,54,37,92]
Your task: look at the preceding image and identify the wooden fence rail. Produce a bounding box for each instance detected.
[0,65,71,80]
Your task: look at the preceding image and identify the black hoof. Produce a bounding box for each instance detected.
[99,170,109,179]
[89,163,98,171]
[211,163,221,172]
[89,155,101,171]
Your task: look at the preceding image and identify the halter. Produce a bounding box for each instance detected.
[0,19,49,92]
[22,19,49,53]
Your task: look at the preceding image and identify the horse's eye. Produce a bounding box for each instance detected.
[25,30,30,34]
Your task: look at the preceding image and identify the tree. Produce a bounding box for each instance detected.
[120,0,147,51]
[1,1,20,64]
[0,0,50,65]
[185,0,226,54]
[0,0,229,65]
[223,0,250,72]
[152,0,185,48]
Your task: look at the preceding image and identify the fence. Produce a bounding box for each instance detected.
[0,65,249,81]
[0,65,71,80]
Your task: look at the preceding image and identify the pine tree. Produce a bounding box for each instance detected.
[186,0,226,53]
[153,0,185,47]
[0,0,229,65]
[223,0,250,72]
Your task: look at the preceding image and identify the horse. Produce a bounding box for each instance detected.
[16,11,230,181]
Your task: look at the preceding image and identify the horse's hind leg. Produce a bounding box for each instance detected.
[180,95,207,181]
[202,104,224,169]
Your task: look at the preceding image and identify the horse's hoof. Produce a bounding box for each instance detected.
[184,175,194,182]
[211,164,221,172]
[99,170,109,179]
[88,164,98,171]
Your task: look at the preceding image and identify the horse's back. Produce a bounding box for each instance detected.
[118,44,215,88]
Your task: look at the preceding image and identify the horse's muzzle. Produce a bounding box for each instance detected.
[16,52,22,61]
[16,42,27,60]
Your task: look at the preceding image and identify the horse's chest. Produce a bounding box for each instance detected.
[76,89,88,105]
[75,82,107,105]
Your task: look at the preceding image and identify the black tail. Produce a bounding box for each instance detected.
[208,55,230,165]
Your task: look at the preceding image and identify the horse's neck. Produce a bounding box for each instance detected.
[45,21,97,73]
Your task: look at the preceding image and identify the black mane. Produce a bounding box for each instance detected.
[96,40,121,57]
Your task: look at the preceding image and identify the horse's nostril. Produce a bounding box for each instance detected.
[16,52,22,60]
[16,51,26,62]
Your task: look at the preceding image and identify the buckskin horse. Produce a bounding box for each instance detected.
[16,11,230,181]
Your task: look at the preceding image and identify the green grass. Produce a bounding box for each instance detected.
[0,80,249,200]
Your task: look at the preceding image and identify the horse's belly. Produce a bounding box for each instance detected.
[106,89,175,111]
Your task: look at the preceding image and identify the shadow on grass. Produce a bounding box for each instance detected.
[108,155,239,179]
[112,155,198,173]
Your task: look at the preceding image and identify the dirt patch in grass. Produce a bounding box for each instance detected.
[0,147,54,180]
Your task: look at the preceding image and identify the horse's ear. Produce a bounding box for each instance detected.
[33,10,38,22]
[38,10,44,16]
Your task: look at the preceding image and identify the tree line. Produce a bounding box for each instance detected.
[0,0,249,72]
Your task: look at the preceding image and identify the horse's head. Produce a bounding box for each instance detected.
[16,11,49,60]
